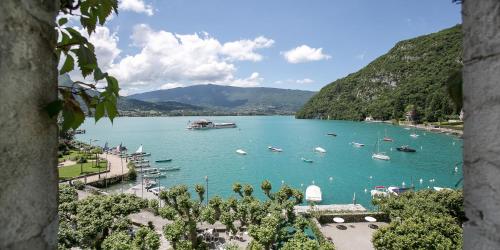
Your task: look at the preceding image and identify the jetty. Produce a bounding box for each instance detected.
[294,204,367,214]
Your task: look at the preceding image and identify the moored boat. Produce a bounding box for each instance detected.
[410,133,419,138]
[187,119,236,130]
[387,186,414,196]
[161,167,180,172]
[236,149,247,155]
[372,153,390,161]
[155,159,173,163]
[370,186,389,197]
[301,157,314,163]
[314,147,327,153]
[396,145,416,152]
[327,133,337,136]
[268,146,283,152]
[352,142,365,147]
[383,129,393,142]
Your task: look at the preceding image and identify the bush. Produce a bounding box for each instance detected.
[148,199,159,215]
[77,157,87,164]
[73,180,85,190]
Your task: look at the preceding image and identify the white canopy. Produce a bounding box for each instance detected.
[305,185,322,202]
[136,144,143,154]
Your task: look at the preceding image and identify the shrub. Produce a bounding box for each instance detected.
[73,180,85,190]
[77,157,87,164]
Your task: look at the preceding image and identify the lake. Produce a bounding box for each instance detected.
[76,116,463,208]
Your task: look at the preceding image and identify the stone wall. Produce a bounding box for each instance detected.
[462,0,500,248]
[0,0,59,249]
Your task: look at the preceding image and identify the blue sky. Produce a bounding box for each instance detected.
[66,0,461,95]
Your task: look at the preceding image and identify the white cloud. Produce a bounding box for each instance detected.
[160,83,183,90]
[221,36,274,62]
[104,24,272,94]
[119,0,154,16]
[226,72,263,87]
[296,78,314,84]
[355,52,365,60]
[282,45,331,63]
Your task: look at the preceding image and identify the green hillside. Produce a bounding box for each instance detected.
[296,25,462,122]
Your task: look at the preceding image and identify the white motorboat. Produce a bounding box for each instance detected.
[387,186,414,196]
[268,146,283,152]
[314,147,327,153]
[149,186,167,196]
[410,133,419,138]
[305,185,322,203]
[352,142,365,147]
[236,149,247,155]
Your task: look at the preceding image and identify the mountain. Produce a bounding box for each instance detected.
[58,75,204,116]
[296,25,462,122]
[129,84,316,114]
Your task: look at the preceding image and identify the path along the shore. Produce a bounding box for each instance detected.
[69,153,129,184]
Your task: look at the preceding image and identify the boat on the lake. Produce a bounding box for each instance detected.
[387,186,414,196]
[305,185,322,202]
[372,139,390,161]
[143,173,166,178]
[161,167,180,172]
[314,147,327,153]
[268,146,283,152]
[301,157,314,163]
[155,159,172,163]
[187,119,236,130]
[352,142,365,147]
[396,145,416,152]
[144,179,157,189]
[410,132,419,138]
[236,149,247,155]
[383,129,393,142]
[327,133,337,136]
[149,186,167,196]
[370,186,389,197]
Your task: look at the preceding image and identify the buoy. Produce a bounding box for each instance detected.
[454,166,458,172]
[281,180,284,184]
[300,183,304,187]
[369,176,373,179]
[364,188,368,193]
[329,177,333,181]
[402,181,406,187]
[419,178,423,184]
[421,146,423,150]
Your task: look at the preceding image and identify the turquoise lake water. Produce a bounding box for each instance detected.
[76,116,463,208]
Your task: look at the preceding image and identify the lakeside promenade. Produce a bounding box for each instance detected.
[65,153,129,184]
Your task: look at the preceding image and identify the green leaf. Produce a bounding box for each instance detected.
[60,55,74,75]
[93,67,107,81]
[106,76,120,95]
[98,0,113,25]
[44,100,63,118]
[73,45,97,78]
[105,100,118,122]
[95,102,105,122]
[58,17,68,26]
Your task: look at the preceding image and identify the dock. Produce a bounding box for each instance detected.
[294,204,367,214]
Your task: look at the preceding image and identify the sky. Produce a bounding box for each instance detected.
[62,0,462,95]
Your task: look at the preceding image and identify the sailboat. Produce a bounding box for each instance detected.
[383,129,393,142]
[372,139,390,161]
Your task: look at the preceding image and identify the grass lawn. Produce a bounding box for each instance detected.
[59,160,108,180]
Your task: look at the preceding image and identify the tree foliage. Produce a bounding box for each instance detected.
[372,190,464,250]
[48,0,121,131]
[57,185,149,249]
[296,25,462,122]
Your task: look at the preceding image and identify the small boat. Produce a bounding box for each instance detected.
[404,127,411,130]
[370,186,389,197]
[327,133,337,136]
[236,149,247,155]
[372,153,390,161]
[143,173,166,178]
[433,187,453,192]
[155,159,172,163]
[396,145,416,152]
[410,133,419,138]
[161,167,180,172]
[387,186,414,196]
[383,129,393,142]
[301,157,314,163]
[314,147,327,153]
[352,142,365,147]
[305,185,322,203]
[268,146,283,152]
[144,180,157,189]
[372,139,390,160]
